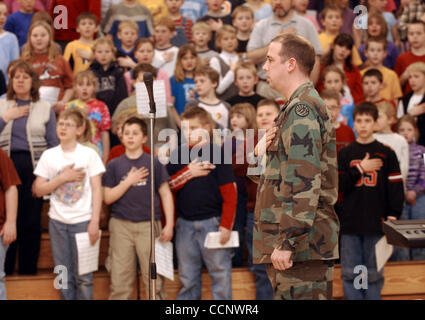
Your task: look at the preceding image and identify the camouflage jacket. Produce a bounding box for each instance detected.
[253,82,340,264]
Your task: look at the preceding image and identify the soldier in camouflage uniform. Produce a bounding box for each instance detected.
[250,33,340,300]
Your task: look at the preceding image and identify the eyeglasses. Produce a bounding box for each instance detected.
[57,122,77,128]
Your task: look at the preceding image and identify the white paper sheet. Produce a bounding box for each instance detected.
[75,231,102,276]
[39,86,60,106]
[375,235,393,272]
[136,80,167,118]
[155,239,174,281]
[204,231,239,249]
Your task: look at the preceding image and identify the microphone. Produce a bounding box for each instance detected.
[143,72,156,114]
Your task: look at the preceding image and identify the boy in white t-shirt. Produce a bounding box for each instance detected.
[33,107,105,300]
[152,17,179,78]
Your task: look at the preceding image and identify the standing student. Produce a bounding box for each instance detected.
[0,148,20,300]
[191,22,219,65]
[64,12,99,75]
[171,44,200,116]
[0,61,58,275]
[0,2,19,83]
[363,68,396,113]
[165,0,194,47]
[4,0,35,48]
[21,21,74,113]
[231,5,255,55]
[103,116,174,300]
[395,115,425,260]
[64,70,111,164]
[338,102,404,300]
[115,20,139,67]
[89,37,128,146]
[167,106,237,300]
[33,107,105,300]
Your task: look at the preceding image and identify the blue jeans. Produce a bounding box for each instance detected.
[49,219,93,300]
[246,212,274,300]
[175,216,232,300]
[340,234,384,300]
[0,237,8,300]
[392,194,425,261]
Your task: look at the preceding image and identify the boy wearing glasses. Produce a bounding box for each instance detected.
[33,107,105,300]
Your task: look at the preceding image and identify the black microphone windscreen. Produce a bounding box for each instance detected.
[143,72,154,83]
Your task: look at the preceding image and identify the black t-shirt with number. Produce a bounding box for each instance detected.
[338,140,404,235]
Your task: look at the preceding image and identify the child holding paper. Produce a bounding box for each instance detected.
[33,107,105,300]
[103,116,174,300]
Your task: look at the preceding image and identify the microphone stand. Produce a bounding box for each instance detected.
[147,79,157,300]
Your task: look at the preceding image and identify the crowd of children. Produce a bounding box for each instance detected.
[0,0,424,301]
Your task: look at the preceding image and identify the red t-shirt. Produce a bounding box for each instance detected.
[29,54,73,100]
[107,144,151,164]
[50,0,101,42]
[336,122,356,155]
[0,149,21,230]
[395,51,425,94]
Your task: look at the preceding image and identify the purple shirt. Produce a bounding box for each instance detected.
[102,152,170,222]
[407,142,425,195]
[359,41,399,69]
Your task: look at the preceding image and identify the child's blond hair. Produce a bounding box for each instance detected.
[406,61,425,76]
[118,20,139,33]
[21,21,59,62]
[231,5,254,20]
[92,37,117,57]
[229,103,257,130]
[215,25,237,49]
[376,100,396,121]
[154,17,175,32]
[74,70,98,97]
[192,21,212,35]
[234,61,257,78]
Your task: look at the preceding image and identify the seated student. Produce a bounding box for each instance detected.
[397,62,425,146]
[64,12,99,76]
[395,20,425,95]
[112,63,177,154]
[363,68,396,112]
[152,17,179,79]
[191,22,219,65]
[101,0,154,50]
[321,89,355,154]
[166,106,237,300]
[165,0,194,47]
[231,5,255,55]
[33,107,105,300]
[227,62,264,108]
[185,65,231,130]
[338,102,404,300]
[360,36,403,105]
[4,0,35,48]
[0,148,20,301]
[374,102,410,184]
[198,0,233,51]
[103,116,174,300]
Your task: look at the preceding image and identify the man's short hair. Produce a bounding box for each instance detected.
[363,68,383,83]
[270,33,316,76]
[353,102,378,121]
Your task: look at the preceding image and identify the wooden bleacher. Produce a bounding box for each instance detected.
[5,203,425,300]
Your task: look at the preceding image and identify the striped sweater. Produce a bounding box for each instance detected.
[406,142,425,194]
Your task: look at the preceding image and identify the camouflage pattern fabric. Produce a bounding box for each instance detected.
[266,260,334,300]
[253,81,340,264]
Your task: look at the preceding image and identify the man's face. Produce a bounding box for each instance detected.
[271,0,292,19]
[263,41,287,92]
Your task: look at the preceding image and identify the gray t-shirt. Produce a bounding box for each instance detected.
[102,152,170,222]
[247,11,322,80]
